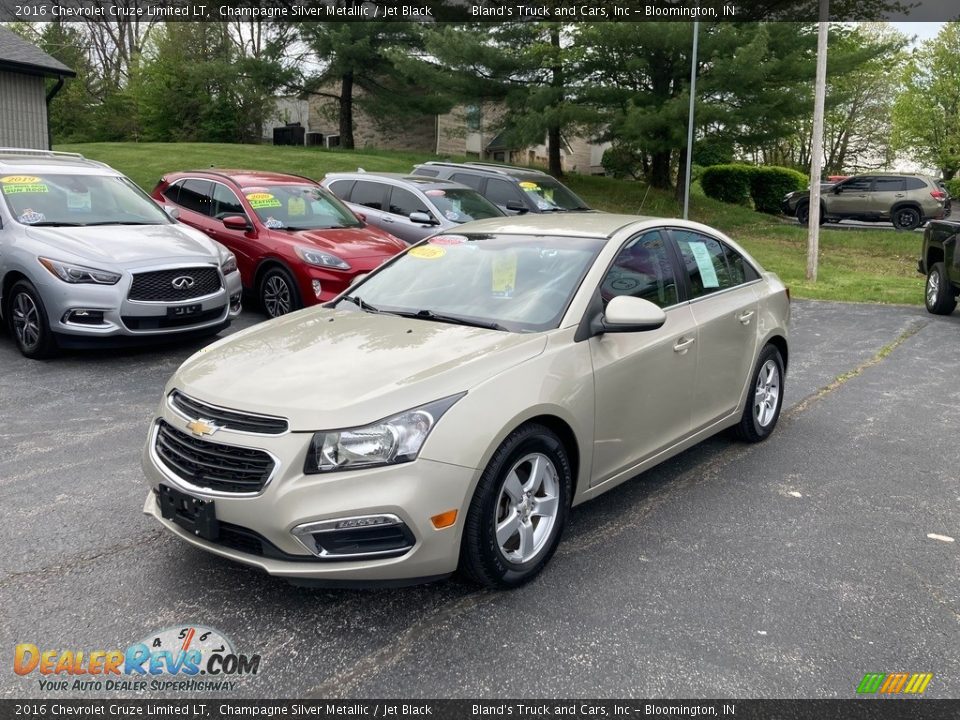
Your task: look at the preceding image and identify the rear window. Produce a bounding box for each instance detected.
[904,177,928,191]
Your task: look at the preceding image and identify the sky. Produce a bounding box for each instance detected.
[893,22,944,45]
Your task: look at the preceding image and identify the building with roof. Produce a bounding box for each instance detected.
[0,26,75,150]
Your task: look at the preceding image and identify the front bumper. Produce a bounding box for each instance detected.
[141,412,477,583]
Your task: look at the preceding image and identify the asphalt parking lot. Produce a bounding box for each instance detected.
[1,299,958,699]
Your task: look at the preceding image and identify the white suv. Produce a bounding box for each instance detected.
[0,149,242,358]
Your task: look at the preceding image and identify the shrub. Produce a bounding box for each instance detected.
[749,166,808,214]
[700,164,755,205]
[601,144,644,180]
[944,178,960,198]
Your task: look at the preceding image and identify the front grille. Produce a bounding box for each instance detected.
[170,391,289,435]
[129,267,221,302]
[123,307,224,330]
[154,420,274,494]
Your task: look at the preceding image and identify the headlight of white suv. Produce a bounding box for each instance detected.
[38,257,121,285]
[304,394,465,474]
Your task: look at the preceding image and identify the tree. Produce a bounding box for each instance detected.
[892,22,960,180]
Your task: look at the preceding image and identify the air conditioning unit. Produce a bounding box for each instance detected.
[325,135,341,149]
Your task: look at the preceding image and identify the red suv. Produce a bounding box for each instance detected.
[152,170,406,317]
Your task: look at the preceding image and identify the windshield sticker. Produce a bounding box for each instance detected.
[537,201,552,210]
[0,175,40,184]
[67,190,92,211]
[2,182,48,195]
[425,189,446,197]
[444,211,461,221]
[263,217,284,229]
[491,252,518,298]
[429,235,468,246]
[288,196,306,216]
[687,241,720,288]
[519,181,540,191]
[18,209,46,225]
[246,192,282,210]
[408,245,446,259]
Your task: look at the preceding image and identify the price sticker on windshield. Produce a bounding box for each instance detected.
[491,251,518,298]
[246,192,282,209]
[409,246,446,260]
[1,175,48,194]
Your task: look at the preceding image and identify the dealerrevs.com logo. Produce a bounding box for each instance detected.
[14,625,261,692]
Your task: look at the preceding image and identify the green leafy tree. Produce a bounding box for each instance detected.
[892,22,960,179]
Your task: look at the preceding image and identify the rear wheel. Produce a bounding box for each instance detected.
[7,280,58,359]
[795,203,824,227]
[925,262,957,315]
[892,206,921,231]
[459,423,572,589]
[735,344,784,443]
[259,266,301,319]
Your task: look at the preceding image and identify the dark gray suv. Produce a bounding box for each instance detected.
[411,162,592,215]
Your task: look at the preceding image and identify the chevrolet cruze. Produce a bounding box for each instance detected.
[142,214,789,588]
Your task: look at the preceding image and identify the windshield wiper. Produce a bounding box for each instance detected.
[82,221,160,226]
[397,309,508,332]
[340,295,380,313]
[26,221,84,227]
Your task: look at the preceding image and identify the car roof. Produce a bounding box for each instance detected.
[454,213,670,239]
[324,171,475,192]
[416,161,553,181]
[171,168,318,187]
[0,148,116,175]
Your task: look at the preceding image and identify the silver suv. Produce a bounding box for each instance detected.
[0,149,242,358]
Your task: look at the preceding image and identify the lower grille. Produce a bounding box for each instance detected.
[129,267,221,302]
[154,420,274,494]
[123,307,224,330]
[315,526,415,557]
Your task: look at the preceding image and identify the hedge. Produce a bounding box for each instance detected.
[700,163,807,214]
[945,178,960,198]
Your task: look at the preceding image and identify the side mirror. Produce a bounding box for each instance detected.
[222,215,251,230]
[409,211,439,225]
[164,205,180,221]
[592,296,666,335]
[505,200,528,214]
[832,185,842,194]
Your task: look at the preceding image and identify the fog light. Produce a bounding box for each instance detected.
[63,309,105,325]
[312,280,322,298]
[430,510,458,529]
[230,292,242,313]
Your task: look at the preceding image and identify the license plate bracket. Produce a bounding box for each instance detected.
[167,303,202,318]
[159,484,219,541]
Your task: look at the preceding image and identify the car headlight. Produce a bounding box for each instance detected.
[304,394,465,474]
[220,251,238,275]
[295,246,351,271]
[38,257,121,285]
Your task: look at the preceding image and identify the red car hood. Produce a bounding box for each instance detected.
[280,225,406,258]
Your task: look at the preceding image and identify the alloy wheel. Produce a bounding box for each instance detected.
[263,275,292,317]
[495,452,560,565]
[12,291,41,350]
[927,271,940,308]
[754,359,781,428]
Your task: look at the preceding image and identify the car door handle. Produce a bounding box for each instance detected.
[737,310,755,325]
[895,193,905,198]
[381,216,395,223]
[673,336,696,353]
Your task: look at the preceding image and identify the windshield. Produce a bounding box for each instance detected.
[243,184,361,230]
[0,173,170,227]
[334,233,604,333]
[518,179,590,211]
[424,188,503,223]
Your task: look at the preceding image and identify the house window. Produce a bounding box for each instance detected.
[465,105,482,132]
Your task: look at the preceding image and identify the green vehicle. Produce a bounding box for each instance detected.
[920,219,960,315]
[782,173,949,231]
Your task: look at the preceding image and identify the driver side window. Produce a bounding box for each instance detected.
[600,231,678,308]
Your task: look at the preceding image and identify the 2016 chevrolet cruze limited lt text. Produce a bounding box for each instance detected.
[142,214,790,589]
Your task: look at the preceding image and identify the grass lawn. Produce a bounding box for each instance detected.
[58,142,926,306]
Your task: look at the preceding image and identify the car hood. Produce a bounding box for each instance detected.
[26,223,219,266]
[281,226,406,258]
[173,308,547,431]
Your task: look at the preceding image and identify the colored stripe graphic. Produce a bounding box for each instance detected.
[904,674,934,694]
[880,673,909,694]
[858,673,933,695]
[857,674,885,693]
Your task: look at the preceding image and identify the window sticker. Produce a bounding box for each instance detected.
[491,251,518,298]
[246,192,282,209]
[288,196,306,216]
[519,181,539,191]
[263,217,284,229]
[2,181,48,195]
[18,209,46,224]
[429,235,468,246]
[408,245,446,259]
[1,175,40,184]
[67,191,92,211]
[445,211,461,221]
[688,241,720,288]
[425,189,446,197]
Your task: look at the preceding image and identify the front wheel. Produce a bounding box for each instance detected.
[7,280,58,359]
[795,203,824,227]
[892,206,921,231]
[735,344,785,443]
[459,423,572,589]
[925,262,957,315]
[258,266,301,319]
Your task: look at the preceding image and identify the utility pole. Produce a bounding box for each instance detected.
[683,20,700,220]
[806,0,829,282]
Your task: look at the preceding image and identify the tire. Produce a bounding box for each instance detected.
[734,344,785,443]
[925,262,957,316]
[892,206,921,231]
[795,203,824,227]
[258,266,301,319]
[459,423,572,589]
[6,280,58,359]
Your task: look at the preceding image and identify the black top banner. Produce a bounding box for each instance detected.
[1,0,959,23]
[4,700,960,720]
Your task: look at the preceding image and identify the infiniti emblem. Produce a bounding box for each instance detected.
[171,275,195,290]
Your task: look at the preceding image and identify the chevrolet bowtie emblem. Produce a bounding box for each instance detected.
[186,419,218,436]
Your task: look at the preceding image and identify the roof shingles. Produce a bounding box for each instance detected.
[0,26,75,77]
